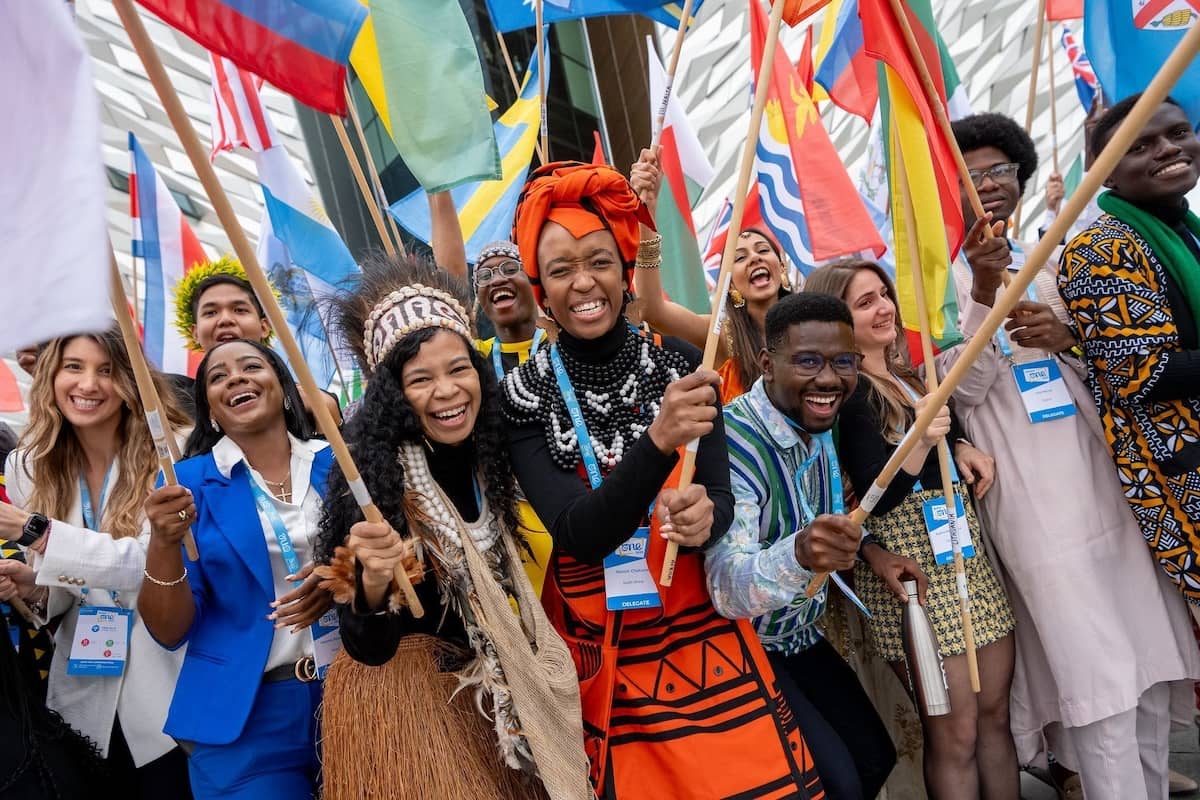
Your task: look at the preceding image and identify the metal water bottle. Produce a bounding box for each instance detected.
[900,579,951,716]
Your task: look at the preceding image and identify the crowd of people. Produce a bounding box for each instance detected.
[0,94,1198,800]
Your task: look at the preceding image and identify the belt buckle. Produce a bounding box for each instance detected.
[294,656,317,683]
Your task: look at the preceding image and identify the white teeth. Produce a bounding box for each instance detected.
[71,397,100,410]
[432,405,466,420]
[228,392,257,407]
[1154,162,1189,177]
[806,395,838,406]
[490,288,515,303]
[572,300,604,313]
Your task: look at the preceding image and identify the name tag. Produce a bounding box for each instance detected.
[1012,358,1076,424]
[922,494,976,565]
[602,527,663,611]
[67,606,132,676]
[311,609,342,680]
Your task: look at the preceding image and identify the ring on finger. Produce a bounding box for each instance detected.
[178,509,189,522]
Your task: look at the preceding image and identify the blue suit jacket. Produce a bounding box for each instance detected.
[160,446,333,745]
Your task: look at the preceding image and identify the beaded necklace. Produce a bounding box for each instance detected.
[502,323,689,474]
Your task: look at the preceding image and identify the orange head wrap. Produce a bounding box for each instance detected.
[512,161,655,306]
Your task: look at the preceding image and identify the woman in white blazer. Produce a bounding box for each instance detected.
[0,328,193,798]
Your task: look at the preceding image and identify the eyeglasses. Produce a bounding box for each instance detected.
[769,350,863,376]
[967,162,1019,188]
[474,260,522,287]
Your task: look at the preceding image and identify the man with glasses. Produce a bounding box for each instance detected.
[706,292,922,800]
[943,112,1200,798]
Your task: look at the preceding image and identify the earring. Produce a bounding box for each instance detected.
[210,419,220,432]
[729,288,746,308]
[284,396,292,411]
[780,270,792,291]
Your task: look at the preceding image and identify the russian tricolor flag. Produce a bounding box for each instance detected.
[130,133,207,377]
[135,0,366,115]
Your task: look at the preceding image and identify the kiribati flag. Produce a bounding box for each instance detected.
[135,0,366,114]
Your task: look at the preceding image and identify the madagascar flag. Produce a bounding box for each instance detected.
[135,0,366,115]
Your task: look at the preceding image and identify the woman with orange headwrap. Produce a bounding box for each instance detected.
[501,161,825,799]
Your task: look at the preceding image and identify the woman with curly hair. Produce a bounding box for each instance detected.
[0,327,192,797]
[313,255,591,800]
[139,338,336,799]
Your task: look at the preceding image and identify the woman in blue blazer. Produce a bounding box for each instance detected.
[139,339,335,799]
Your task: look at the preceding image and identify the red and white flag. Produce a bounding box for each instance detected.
[209,54,278,160]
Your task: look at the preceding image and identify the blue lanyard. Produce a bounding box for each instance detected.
[246,474,304,586]
[995,281,1040,358]
[549,343,605,490]
[79,465,114,531]
[891,375,959,487]
[491,329,545,381]
[790,428,843,524]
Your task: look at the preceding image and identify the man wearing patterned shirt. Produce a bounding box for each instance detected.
[706,292,923,800]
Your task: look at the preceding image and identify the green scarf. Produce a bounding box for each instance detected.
[1098,191,1200,323]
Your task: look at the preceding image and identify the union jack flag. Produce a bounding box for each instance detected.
[1060,26,1099,111]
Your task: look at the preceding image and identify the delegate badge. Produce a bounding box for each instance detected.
[310,608,343,680]
[67,606,132,677]
[602,527,663,612]
[922,494,976,566]
[1012,358,1076,424]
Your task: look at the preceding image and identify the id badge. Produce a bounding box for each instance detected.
[922,495,976,566]
[67,606,132,676]
[1012,358,1076,424]
[310,608,343,680]
[602,527,663,611]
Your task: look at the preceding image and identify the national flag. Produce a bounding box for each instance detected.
[647,39,714,314]
[1085,0,1200,124]
[814,0,877,120]
[1060,26,1098,111]
[701,186,768,289]
[487,0,704,32]
[796,23,816,91]
[1046,0,1084,20]
[389,46,547,263]
[0,361,22,414]
[862,0,964,355]
[256,146,361,389]
[349,0,498,193]
[209,53,278,159]
[750,0,885,272]
[130,133,209,377]
[135,0,366,115]
[0,2,109,354]
[778,0,832,26]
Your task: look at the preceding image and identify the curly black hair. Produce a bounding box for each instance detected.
[764,292,853,350]
[314,255,518,564]
[951,112,1039,195]
[183,339,313,458]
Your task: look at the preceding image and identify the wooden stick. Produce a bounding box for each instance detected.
[807,17,1200,597]
[1047,23,1060,174]
[113,0,424,617]
[108,246,199,561]
[885,0,994,238]
[893,135,981,692]
[329,112,397,256]
[3,592,36,627]
[1013,0,1048,233]
[535,0,549,162]
[497,32,546,164]
[660,0,787,586]
[344,85,407,256]
[650,0,697,148]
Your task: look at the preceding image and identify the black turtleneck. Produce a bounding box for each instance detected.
[506,323,734,566]
[337,439,476,667]
[1136,200,1200,402]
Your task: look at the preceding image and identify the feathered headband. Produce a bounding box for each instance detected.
[173,256,276,351]
[363,283,472,372]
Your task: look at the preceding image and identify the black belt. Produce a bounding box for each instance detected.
[263,656,317,684]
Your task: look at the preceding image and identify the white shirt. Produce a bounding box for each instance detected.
[211,433,328,672]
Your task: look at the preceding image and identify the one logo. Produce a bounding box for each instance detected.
[103,650,112,658]
[1133,0,1200,30]
[1023,366,1051,383]
[91,625,100,633]
[615,537,647,559]
[931,504,949,522]
[80,638,90,647]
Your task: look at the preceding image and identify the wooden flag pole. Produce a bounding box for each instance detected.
[108,246,198,561]
[329,112,398,256]
[807,17,1200,598]
[1047,23,1061,174]
[113,0,424,617]
[885,0,994,238]
[893,137,981,692]
[1013,0,1048,233]
[650,0,697,148]
[344,85,407,256]
[496,32,547,164]
[535,0,549,162]
[660,0,786,586]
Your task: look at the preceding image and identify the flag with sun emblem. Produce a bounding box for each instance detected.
[749,0,883,272]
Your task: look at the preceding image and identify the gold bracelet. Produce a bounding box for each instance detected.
[635,258,662,270]
[143,566,188,587]
[637,233,663,262]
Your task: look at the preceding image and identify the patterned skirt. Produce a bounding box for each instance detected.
[854,486,1015,662]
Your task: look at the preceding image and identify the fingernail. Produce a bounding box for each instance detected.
[284,575,295,582]
[267,612,277,620]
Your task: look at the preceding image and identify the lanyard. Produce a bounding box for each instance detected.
[995,280,1040,358]
[246,474,305,586]
[789,428,843,524]
[79,464,115,531]
[891,375,959,487]
[549,343,604,490]
[491,329,545,381]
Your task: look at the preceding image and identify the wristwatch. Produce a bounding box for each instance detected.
[17,513,49,547]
